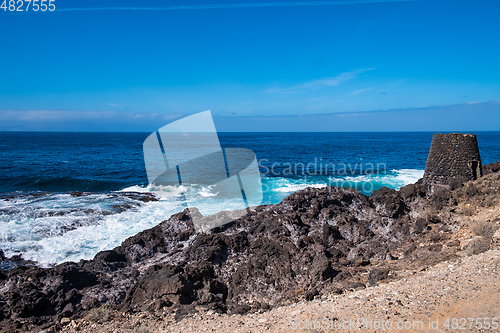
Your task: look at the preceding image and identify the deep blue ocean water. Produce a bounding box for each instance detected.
[1,131,499,266]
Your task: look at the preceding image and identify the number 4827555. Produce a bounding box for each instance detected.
[1,0,55,11]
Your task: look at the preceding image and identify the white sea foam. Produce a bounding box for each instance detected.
[390,169,424,187]
[198,185,218,198]
[120,184,188,196]
[269,169,423,195]
[0,169,424,266]
[120,183,219,198]
[329,169,424,190]
[0,187,248,266]
[7,200,182,265]
[272,182,327,193]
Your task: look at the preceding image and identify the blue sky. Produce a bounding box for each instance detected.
[1,0,499,131]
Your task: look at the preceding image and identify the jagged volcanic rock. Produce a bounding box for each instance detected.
[483,161,500,175]
[1,172,500,332]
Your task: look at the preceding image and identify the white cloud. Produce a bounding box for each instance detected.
[0,109,188,131]
[56,1,420,13]
[350,87,375,95]
[0,110,182,122]
[266,68,374,93]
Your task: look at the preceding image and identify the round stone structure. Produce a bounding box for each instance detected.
[423,133,482,187]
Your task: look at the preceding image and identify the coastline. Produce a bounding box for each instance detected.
[60,247,500,333]
[1,165,499,332]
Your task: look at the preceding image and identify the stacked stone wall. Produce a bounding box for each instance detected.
[423,133,482,187]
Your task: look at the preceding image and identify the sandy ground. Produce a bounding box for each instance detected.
[59,246,500,333]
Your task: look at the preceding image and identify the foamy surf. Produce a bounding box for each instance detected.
[120,183,219,199]
[268,169,424,195]
[4,199,182,265]
[0,169,423,266]
[0,189,250,266]
[270,181,328,193]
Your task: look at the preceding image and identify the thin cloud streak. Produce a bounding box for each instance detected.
[214,99,500,132]
[0,110,183,121]
[267,68,374,93]
[49,0,419,12]
[351,87,375,95]
[0,110,186,131]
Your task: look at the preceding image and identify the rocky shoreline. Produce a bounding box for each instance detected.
[59,246,500,333]
[1,163,499,332]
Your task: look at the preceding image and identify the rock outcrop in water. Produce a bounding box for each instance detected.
[2,169,500,332]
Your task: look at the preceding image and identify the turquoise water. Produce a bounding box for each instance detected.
[0,132,498,265]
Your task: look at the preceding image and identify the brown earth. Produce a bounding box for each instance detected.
[1,171,500,333]
[58,195,500,333]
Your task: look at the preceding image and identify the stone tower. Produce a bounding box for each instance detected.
[423,133,482,188]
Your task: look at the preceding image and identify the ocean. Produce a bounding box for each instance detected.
[1,131,499,266]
